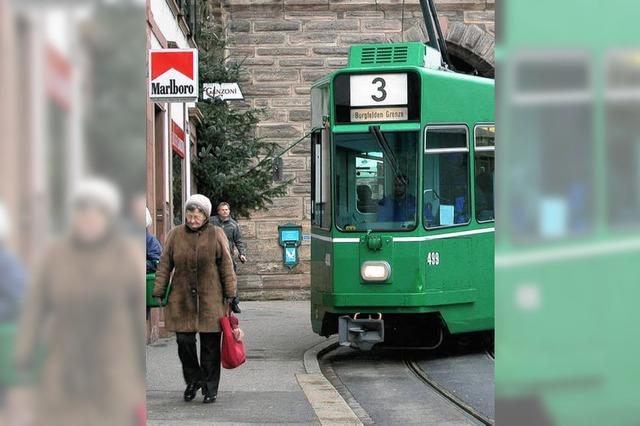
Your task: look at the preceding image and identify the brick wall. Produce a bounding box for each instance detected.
[214,0,495,300]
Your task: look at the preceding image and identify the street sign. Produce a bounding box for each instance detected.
[203,83,244,100]
[149,49,198,102]
[171,120,185,158]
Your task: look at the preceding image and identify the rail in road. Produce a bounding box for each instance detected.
[320,339,494,425]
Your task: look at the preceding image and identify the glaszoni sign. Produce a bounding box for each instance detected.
[203,83,244,101]
[149,49,198,102]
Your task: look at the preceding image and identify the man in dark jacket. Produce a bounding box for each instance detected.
[210,202,246,269]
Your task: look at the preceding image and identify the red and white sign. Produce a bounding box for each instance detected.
[149,49,198,102]
[46,44,71,110]
[171,120,186,158]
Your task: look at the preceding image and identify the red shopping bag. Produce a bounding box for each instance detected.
[220,311,246,369]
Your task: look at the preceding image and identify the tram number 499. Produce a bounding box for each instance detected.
[426,251,440,266]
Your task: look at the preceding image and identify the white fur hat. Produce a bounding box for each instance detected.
[145,207,152,228]
[0,200,9,241]
[71,177,122,216]
[185,194,212,218]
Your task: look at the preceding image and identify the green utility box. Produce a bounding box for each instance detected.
[278,224,302,268]
[146,273,171,308]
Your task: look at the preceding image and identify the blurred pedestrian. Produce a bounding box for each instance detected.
[145,207,162,273]
[211,202,247,269]
[152,194,237,404]
[0,200,26,322]
[0,201,26,413]
[145,207,162,324]
[14,178,145,426]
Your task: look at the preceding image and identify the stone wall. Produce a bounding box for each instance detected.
[214,0,495,300]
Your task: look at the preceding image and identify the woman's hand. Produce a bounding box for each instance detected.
[227,296,241,313]
[232,328,244,342]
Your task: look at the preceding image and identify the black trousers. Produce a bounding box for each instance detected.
[176,332,222,396]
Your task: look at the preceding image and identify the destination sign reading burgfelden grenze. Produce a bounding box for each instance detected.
[149,49,199,103]
[350,73,408,122]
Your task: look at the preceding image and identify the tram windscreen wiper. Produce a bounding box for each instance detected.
[369,126,400,178]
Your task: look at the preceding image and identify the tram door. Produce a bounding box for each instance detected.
[310,127,332,296]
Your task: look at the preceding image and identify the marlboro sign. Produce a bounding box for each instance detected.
[149,49,198,102]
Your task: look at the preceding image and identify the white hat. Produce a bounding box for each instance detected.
[71,177,122,216]
[145,207,152,228]
[185,194,212,218]
[0,200,9,241]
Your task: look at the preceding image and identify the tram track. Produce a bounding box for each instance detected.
[404,356,493,425]
[485,348,494,360]
[320,343,494,425]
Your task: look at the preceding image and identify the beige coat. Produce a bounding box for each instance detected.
[153,223,236,333]
[15,234,145,426]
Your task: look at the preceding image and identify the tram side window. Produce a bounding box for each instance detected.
[606,51,640,229]
[424,126,470,229]
[311,130,331,229]
[475,125,495,222]
[507,54,594,242]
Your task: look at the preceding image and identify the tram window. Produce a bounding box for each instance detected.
[311,130,331,229]
[507,53,594,242]
[475,125,495,222]
[335,132,418,231]
[424,126,470,229]
[606,51,640,229]
[355,155,383,213]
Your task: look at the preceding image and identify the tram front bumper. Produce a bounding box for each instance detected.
[338,314,384,351]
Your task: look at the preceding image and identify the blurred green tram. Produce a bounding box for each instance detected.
[496,0,640,423]
[309,41,495,349]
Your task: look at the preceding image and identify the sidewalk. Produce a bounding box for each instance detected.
[146,301,327,425]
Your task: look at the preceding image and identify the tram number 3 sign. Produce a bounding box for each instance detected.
[350,73,408,107]
[427,251,440,266]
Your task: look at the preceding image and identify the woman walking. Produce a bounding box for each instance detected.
[152,194,237,404]
[15,178,145,426]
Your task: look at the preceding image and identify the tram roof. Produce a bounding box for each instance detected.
[311,42,494,89]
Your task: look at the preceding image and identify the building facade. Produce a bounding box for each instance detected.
[0,4,84,264]
[207,0,495,300]
[146,0,201,341]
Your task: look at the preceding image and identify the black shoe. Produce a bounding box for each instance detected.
[203,394,217,404]
[184,383,201,402]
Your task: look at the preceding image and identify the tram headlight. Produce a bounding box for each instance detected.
[360,261,391,282]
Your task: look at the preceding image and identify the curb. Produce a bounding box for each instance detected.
[297,337,363,426]
[303,336,339,374]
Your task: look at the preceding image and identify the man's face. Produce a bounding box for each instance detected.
[394,178,407,198]
[218,205,230,219]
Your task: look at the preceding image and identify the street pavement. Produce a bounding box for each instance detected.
[325,348,482,426]
[414,350,495,421]
[146,301,327,425]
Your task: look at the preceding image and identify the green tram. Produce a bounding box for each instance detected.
[309,41,495,349]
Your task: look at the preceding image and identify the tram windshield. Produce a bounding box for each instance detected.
[334,131,418,231]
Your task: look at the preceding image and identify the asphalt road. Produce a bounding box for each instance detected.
[323,342,494,426]
[413,348,495,421]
